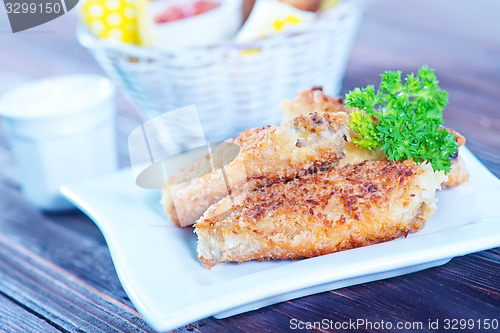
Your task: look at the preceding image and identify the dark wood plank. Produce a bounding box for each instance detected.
[0,233,154,332]
[0,293,60,333]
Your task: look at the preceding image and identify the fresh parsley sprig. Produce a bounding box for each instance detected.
[345,66,458,173]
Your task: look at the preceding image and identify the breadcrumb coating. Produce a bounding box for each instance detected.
[162,112,350,226]
[280,87,351,122]
[196,160,446,268]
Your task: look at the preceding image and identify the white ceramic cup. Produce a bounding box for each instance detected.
[0,74,117,211]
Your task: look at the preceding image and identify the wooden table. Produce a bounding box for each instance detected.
[1,0,499,331]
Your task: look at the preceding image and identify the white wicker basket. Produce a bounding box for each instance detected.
[78,0,363,144]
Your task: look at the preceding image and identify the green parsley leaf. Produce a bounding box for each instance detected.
[345,66,458,173]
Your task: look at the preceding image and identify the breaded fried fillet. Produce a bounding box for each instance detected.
[196,160,446,268]
[280,87,386,166]
[162,112,350,226]
[281,87,350,122]
[281,87,469,187]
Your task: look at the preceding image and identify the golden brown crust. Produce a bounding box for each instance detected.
[279,88,469,188]
[162,112,350,226]
[196,160,446,268]
[281,87,350,122]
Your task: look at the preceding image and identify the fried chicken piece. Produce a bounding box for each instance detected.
[281,87,384,166]
[281,87,469,187]
[162,112,350,227]
[281,87,350,122]
[196,160,446,268]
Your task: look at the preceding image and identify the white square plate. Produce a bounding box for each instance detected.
[61,147,500,331]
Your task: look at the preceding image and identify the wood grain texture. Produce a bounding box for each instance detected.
[0,235,153,332]
[0,0,498,332]
[0,293,60,333]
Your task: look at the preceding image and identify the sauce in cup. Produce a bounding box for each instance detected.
[0,74,117,211]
